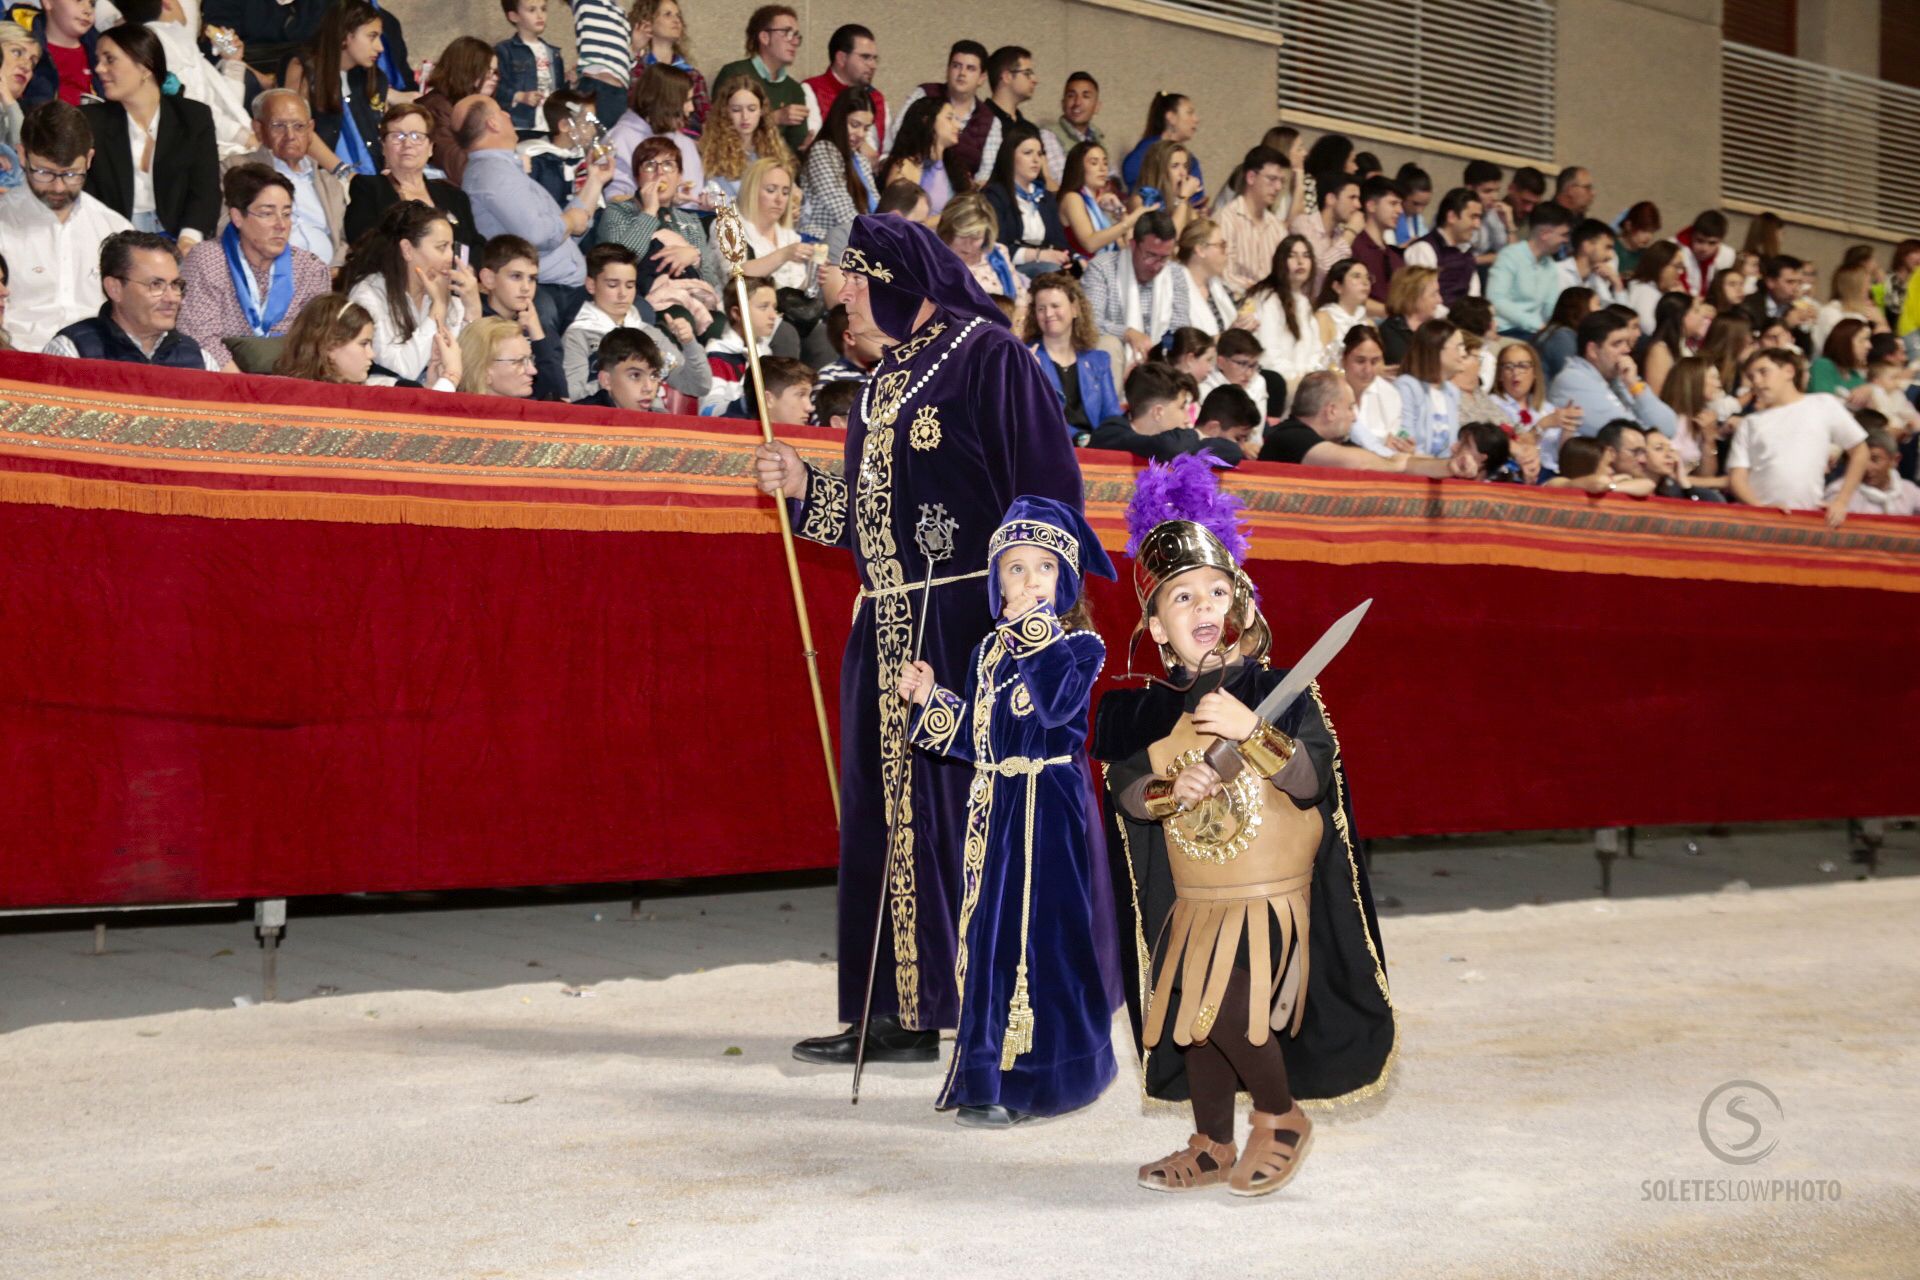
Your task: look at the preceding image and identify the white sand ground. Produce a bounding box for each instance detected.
[2,828,1918,1279]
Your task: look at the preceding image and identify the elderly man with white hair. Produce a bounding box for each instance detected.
[222,87,347,266]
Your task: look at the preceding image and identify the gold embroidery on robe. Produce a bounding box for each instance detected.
[909,405,942,451]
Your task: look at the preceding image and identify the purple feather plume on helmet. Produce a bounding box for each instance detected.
[1121,454,1251,564]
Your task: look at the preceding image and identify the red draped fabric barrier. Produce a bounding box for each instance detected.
[3,352,1918,909]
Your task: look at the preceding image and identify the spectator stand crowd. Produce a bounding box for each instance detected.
[0,0,1911,523]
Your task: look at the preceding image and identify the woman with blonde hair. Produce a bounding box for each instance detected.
[1377,264,1441,367]
[1128,139,1201,235]
[1813,261,1890,351]
[736,156,814,290]
[456,315,537,397]
[0,23,37,155]
[1489,340,1581,467]
[1176,217,1242,336]
[698,73,791,203]
[939,191,1028,317]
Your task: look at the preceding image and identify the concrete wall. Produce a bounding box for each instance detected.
[402,0,1891,277]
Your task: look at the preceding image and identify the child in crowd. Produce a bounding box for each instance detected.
[1863,356,1919,440]
[898,495,1121,1128]
[1825,425,1920,516]
[562,243,639,399]
[563,243,707,401]
[811,378,861,430]
[1198,328,1278,433]
[702,277,778,415]
[745,356,815,425]
[1088,363,1234,463]
[518,89,596,209]
[573,327,663,412]
[561,0,633,130]
[494,0,567,139]
[29,0,98,107]
[308,0,390,178]
[1448,420,1513,480]
[1546,436,1654,496]
[274,293,458,390]
[1094,454,1394,1194]
[1194,384,1259,451]
[1161,326,1217,386]
[477,234,564,400]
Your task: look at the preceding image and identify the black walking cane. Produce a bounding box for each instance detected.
[852,504,957,1105]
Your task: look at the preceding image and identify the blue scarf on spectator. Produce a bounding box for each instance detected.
[1080,186,1111,236]
[221,223,295,336]
[366,0,407,90]
[985,245,1017,298]
[335,72,377,176]
[854,153,879,213]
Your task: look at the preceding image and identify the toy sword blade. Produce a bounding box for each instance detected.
[1205,598,1371,782]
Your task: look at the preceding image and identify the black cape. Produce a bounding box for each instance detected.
[1093,661,1396,1104]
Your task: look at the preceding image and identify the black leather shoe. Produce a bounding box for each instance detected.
[955,1104,1031,1129]
[791,1015,939,1065]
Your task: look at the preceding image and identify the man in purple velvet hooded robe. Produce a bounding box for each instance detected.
[756,214,1085,1064]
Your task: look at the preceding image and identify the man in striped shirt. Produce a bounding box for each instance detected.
[1217,144,1290,297]
[565,0,633,133]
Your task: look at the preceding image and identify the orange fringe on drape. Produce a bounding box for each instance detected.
[0,470,778,536]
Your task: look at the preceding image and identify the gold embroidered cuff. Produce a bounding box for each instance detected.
[996,603,1064,658]
[1142,778,1182,820]
[1237,722,1296,779]
[911,685,965,755]
[795,463,849,546]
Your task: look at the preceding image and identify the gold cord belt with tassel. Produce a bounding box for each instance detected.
[970,754,1073,1071]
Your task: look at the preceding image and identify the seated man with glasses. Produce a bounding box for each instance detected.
[176,163,334,370]
[223,89,349,268]
[45,230,226,370]
[0,101,133,352]
[710,5,811,157]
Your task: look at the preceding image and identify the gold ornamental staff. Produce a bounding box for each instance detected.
[711,202,841,823]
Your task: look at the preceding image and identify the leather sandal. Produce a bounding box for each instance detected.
[1229,1102,1313,1197]
[1136,1134,1237,1193]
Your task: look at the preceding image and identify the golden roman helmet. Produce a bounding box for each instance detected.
[1126,519,1271,681]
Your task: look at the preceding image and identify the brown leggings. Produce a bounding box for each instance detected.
[1178,965,1294,1145]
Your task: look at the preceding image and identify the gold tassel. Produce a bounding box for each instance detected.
[1001,965,1034,1070]
[1000,768,1042,1071]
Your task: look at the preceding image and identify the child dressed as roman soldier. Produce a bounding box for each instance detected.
[1093,455,1395,1195]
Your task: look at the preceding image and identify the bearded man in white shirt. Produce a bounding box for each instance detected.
[0,101,133,352]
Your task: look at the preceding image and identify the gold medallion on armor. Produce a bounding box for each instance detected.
[1164,747,1265,864]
